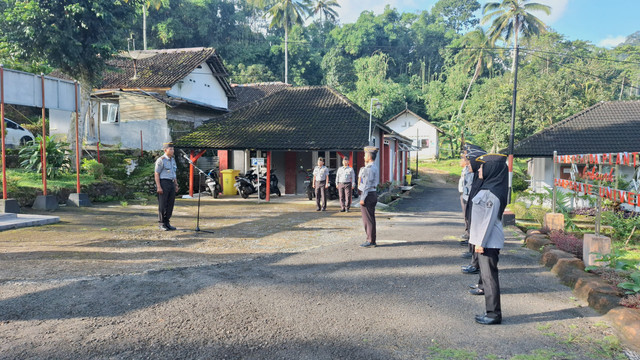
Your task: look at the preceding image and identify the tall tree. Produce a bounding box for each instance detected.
[142,0,166,50]
[305,0,340,23]
[0,0,142,160]
[482,0,551,71]
[454,28,495,117]
[431,0,480,33]
[251,0,309,84]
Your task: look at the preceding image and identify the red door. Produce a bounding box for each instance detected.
[285,151,297,194]
[383,143,390,183]
[218,150,229,170]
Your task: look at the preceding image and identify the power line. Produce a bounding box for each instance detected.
[524,51,640,93]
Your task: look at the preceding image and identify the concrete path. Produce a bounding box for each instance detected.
[0,180,631,359]
[0,212,59,231]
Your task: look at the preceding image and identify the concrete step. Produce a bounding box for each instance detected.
[0,213,18,221]
[0,214,60,231]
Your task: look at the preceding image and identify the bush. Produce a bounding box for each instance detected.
[512,169,529,193]
[549,230,583,259]
[602,211,640,242]
[18,136,70,178]
[528,205,549,225]
[81,158,104,179]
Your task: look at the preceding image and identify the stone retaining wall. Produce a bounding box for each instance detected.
[524,229,640,351]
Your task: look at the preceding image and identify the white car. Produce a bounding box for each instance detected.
[3,118,34,148]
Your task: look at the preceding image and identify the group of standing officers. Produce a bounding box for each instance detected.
[458,145,509,325]
[312,146,380,248]
[155,143,380,248]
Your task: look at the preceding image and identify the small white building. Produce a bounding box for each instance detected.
[49,47,235,151]
[385,109,444,160]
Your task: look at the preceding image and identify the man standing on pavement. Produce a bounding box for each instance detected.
[155,142,179,231]
[358,146,379,248]
[312,157,329,211]
[336,156,356,212]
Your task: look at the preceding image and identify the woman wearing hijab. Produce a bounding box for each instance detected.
[461,146,486,273]
[469,153,509,325]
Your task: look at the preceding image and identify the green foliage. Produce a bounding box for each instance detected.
[585,249,638,272]
[601,212,640,242]
[81,159,104,180]
[618,271,640,295]
[0,0,142,85]
[18,136,70,178]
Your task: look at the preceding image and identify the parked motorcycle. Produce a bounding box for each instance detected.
[235,168,281,199]
[204,168,221,198]
[258,172,281,199]
[234,169,258,199]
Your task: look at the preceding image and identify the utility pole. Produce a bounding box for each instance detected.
[507,45,520,203]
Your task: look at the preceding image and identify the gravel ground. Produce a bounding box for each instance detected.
[0,178,633,359]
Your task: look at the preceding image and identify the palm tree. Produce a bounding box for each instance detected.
[455,28,496,117]
[305,0,340,23]
[142,0,164,50]
[481,0,551,71]
[251,0,309,84]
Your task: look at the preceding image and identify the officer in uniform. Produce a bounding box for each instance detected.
[358,146,379,247]
[312,157,329,211]
[154,142,179,231]
[336,156,355,212]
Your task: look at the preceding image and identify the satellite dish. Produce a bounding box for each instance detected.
[119,50,157,80]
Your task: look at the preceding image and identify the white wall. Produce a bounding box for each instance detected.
[167,62,228,110]
[387,113,439,159]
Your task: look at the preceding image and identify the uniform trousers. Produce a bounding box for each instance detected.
[460,195,469,235]
[315,180,327,210]
[361,191,377,244]
[158,179,176,225]
[478,248,501,319]
[338,183,352,210]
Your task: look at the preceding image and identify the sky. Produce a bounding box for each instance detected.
[335,0,640,48]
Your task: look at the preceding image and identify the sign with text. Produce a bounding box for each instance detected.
[251,158,265,167]
[553,152,640,204]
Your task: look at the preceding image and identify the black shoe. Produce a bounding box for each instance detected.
[321,208,326,211]
[459,240,469,246]
[460,233,470,240]
[316,208,321,211]
[360,242,376,248]
[165,224,176,230]
[346,209,350,212]
[468,284,479,289]
[340,209,345,212]
[475,314,501,325]
[469,288,485,295]
[461,252,472,259]
[462,266,479,274]
[159,224,169,231]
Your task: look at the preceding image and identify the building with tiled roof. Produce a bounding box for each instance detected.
[228,82,291,111]
[385,108,444,160]
[50,48,235,151]
[513,101,640,192]
[175,86,413,195]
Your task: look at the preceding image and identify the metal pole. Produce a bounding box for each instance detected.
[74,81,81,194]
[507,45,520,204]
[140,130,143,157]
[97,102,101,163]
[41,73,47,196]
[552,151,557,213]
[266,151,271,202]
[415,128,419,177]
[368,98,373,145]
[0,65,6,200]
[596,163,602,237]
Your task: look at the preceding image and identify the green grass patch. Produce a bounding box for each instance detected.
[5,168,97,190]
[419,159,462,177]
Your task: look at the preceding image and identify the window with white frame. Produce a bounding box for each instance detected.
[100,103,119,123]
